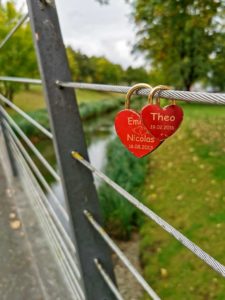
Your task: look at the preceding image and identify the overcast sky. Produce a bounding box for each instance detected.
[16,0,145,69]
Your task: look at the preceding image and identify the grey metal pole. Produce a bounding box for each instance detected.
[0,108,18,177]
[26,1,116,299]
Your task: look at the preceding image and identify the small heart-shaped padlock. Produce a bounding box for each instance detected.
[115,83,162,158]
[141,85,183,141]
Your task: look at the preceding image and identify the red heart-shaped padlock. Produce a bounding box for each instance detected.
[141,104,183,141]
[115,109,162,158]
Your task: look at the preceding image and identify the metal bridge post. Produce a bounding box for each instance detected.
[0,108,18,177]
[26,1,117,299]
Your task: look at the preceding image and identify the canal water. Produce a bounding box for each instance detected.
[49,113,116,205]
[32,111,117,236]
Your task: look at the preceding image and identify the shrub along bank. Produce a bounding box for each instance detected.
[98,138,149,239]
[12,98,123,138]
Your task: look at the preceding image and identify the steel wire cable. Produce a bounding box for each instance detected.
[19,169,81,300]
[56,81,225,105]
[21,175,80,300]
[24,182,83,299]
[0,94,53,139]
[0,106,60,181]
[94,259,124,300]
[0,14,29,49]
[0,76,225,104]
[7,129,76,256]
[72,151,225,278]
[4,120,68,221]
[0,77,42,85]
[5,123,81,271]
[85,211,161,300]
[5,123,76,255]
[11,140,84,299]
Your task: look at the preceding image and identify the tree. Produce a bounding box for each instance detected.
[66,46,126,84]
[0,1,38,100]
[91,56,124,84]
[66,46,80,80]
[207,34,225,91]
[124,66,149,84]
[130,0,225,90]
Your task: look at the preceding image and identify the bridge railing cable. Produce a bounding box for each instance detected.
[0,76,42,85]
[3,119,75,253]
[10,138,84,299]
[7,123,84,299]
[56,81,225,105]
[94,258,124,300]
[0,13,29,49]
[0,106,60,181]
[4,120,69,222]
[85,210,161,300]
[0,76,225,104]
[72,151,225,278]
[0,94,53,139]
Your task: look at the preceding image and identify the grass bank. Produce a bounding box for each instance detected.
[99,138,149,239]
[140,103,225,299]
[14,85,119,111]
[10,87,122,138]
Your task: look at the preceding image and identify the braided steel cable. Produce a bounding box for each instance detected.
[11,138,85,299]
[85,211,161,300]
[94,259,124,300]
[4,120,69,221]
[56,81,225,105]
[5,121,76,254]
[0,76,42,85]
[0,107,60,182]
[0,76,225,104]
[0,94,52,139]
[0,14,29,49]
[72,152,225,278]
[14,147,83,300]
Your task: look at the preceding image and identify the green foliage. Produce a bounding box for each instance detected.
[99,138,149,239]
[207,34,225,91]
[12,98,122,137]
[79,98,122,120]
[66,48,123,84]
[91,56,124,84]
[124,66,149,84]
[131,0,225,90]
[66,46,151,85]
[66,47,80,80]
[13,108,50,138]
[0,1,38,99]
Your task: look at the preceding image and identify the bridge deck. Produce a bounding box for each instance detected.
[0,157,74,300]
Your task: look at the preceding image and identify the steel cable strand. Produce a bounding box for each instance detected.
[0,14,29,49]
[94,259,124,300]
[85,211,161,300]
[0,93,52,139]
[0,106,60,181]
[4,120,68,221]
[11,140,85,299]
[8,125,83,285]
[0,77,225,104]
[72,151,225,278]
[6,123,77,255]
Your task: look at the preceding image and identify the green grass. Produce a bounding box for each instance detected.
[12,98,122,138]
[99,138,149,239]
[140,103,225,300]
[10,86,122,138]
[13,85,119,112]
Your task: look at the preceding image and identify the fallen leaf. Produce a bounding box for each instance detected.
[10,220,21,230]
